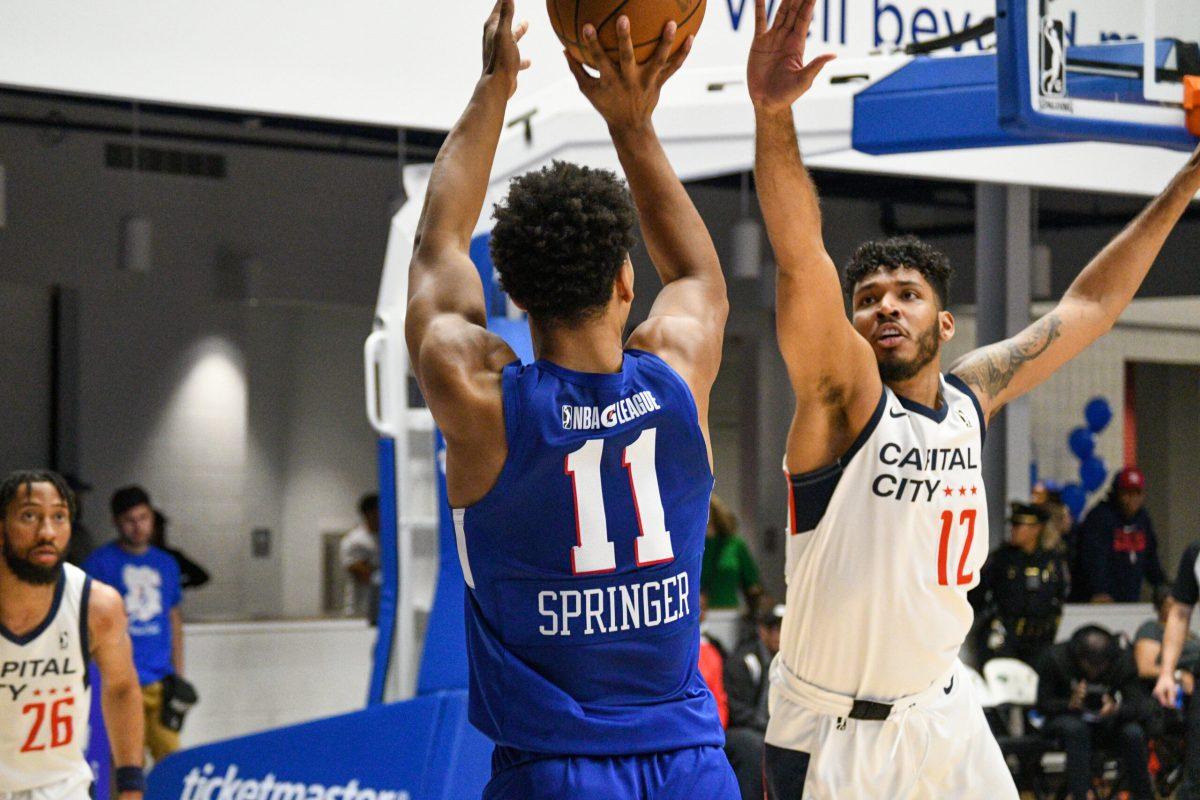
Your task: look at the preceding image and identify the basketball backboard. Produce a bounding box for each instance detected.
[998,0,1200,150]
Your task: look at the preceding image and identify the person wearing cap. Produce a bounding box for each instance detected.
[1077,467,1166,603]
[970,501,1069,667]
[83,485,185,762]
[1036,625,1156,800]
[723,604,783,800]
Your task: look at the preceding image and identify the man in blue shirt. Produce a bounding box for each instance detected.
[84,486,184,761]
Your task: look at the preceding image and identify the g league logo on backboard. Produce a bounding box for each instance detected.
[1040,17,1067,97]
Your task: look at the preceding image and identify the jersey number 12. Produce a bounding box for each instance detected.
[937,509,977,586]
[565,428,675,575]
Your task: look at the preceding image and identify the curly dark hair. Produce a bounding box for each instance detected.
[0,470,77,521]
[842,235,953,308]
[490,161,637,324]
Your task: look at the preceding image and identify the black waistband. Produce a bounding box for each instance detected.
[848,699,892,721]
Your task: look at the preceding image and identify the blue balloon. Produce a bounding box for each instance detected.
[1080,456,1108,493]
[1061,484,1087,520]
[1085,397,1114,434]
[1068,426,1096,460]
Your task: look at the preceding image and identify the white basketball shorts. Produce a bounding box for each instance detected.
[764,658,1018,800]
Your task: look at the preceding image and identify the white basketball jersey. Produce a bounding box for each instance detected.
[781,375,988,702]
[0,563,94,792]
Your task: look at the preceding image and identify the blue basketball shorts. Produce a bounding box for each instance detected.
[482,744,740,800]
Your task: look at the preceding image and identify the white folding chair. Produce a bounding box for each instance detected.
[965,665,995,708]
[984,658,1039,706]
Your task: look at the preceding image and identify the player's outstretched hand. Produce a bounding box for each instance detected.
[1154,671,1179,708]
[482,0,531,98]
[747,0,835,112]
[565,17,693,131]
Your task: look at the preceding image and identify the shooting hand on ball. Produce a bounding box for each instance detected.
[747,0,835,112]
[482,0,531,98]
[566,17,693,131]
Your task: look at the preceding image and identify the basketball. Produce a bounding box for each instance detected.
[548,0,707,66]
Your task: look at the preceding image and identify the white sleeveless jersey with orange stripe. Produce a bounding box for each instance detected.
[0,563,94,793]
[781,375,988,702]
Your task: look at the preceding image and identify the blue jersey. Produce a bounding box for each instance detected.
[456,350,723,756]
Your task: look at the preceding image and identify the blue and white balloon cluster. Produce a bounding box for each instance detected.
[1060,397,1114,520]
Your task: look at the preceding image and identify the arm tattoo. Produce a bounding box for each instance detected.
[955,313,1064,401]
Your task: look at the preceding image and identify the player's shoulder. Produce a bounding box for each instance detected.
[418,316,514,388]
[87,580,128,635]
[417,320,512,435]
[626,315,719,394]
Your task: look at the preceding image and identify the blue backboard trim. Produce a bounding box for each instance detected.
[996,0,1198,152]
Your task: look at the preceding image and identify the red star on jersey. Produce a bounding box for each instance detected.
[944,486,954,497]
[971,486,978,495]
[959,486,968,496]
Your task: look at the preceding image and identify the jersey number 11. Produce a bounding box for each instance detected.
[566,428,675,575]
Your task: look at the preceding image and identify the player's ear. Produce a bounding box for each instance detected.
[939,308,955,343]
[615,257,635,304]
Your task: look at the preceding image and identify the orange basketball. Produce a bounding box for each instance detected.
[549,0,706,66]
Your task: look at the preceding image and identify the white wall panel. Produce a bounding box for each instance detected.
[179,620,374,747]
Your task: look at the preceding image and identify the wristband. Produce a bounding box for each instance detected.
[116,766,146,794]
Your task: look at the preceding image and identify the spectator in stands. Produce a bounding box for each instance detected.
[1077,467,1166,603]
[151,510,210,590]
[701,495,763,650]
[723,604,783,800]
[970,502,1069,667]
[340,493,381,621]
[84,485,186,762]
[1153,542,1200,800]
[697,593,729,728]
[1037,625,1156,800]
[1136,586,1199,692]
[1033,481,1073,556]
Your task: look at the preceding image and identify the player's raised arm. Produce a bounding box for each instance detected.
[567,20,728,416]
[748,0,880,470]
[405,0,525,436]
[89,582,145,799]
[952,144,1200,419]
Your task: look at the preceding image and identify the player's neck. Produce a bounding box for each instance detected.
[0,565,58,635]
[884,362,944,410]
[531,318,625,375]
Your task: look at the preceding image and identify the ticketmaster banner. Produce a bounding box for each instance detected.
[147,692,491,800]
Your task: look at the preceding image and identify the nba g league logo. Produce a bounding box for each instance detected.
[1040,16,1067,97]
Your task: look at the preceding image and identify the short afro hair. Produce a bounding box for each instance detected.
[0,470,77,521]
[490,161,637,324]
[843,235,953,308]
[110,485,151,518]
